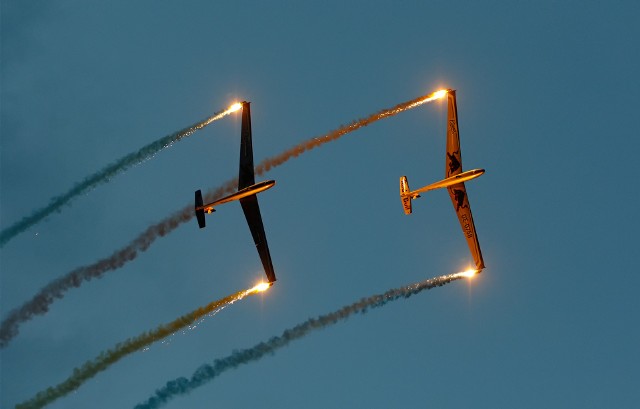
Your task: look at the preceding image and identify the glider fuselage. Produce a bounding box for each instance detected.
[199,180,275,213]
[409,169,484,197]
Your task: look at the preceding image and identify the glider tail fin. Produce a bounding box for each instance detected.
[195,189,206,228]
[400,176,414,215]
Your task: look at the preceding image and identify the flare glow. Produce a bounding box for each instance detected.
[251,282,272,293]
[401,89,449,111]
[205,101,244,125]
[432,89,448,99]
[456,268,478,278]
[227,102,243,113]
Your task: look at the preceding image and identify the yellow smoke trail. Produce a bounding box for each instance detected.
[16,282,271,409]
[1,90,448,348]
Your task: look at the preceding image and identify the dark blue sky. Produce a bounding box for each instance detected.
[2,1,639,408]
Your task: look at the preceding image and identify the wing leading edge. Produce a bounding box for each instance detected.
[445,91,485,270]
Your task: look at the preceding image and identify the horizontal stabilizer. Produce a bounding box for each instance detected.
[195,190,206,229]
[400,176,413,215]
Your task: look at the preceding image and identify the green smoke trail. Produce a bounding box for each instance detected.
[0,104,239,248]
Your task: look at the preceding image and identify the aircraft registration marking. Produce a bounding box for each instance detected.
[461,214,474,238]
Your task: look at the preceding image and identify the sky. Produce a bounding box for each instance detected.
[2,1,640,408]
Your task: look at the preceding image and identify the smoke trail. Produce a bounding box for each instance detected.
[15,283,270,409]
[132,272,467,409]
[252,90,446,175]
[0,90,446,348]
[0,104,241,248]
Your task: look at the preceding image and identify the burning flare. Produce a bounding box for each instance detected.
[400,89,448,111]
[205,102,243,124]
[227,102,243,113]
[455,268,478,279]
[251,282,272,293]
[432,89,448,100]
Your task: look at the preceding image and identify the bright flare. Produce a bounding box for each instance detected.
[458,268,478,278]
[403,89,449,111]
[228,102,243,113]
[432,89,448,99]
[201,102,244,127]
[252,282,271,293]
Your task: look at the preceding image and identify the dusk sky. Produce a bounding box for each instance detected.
[2,1,639,408]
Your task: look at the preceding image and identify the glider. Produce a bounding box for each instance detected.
[194,101,277,283]
[399,90,485,271]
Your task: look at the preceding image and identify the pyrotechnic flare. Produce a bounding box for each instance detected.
[0,103,242,248]
[133,271,467,409]
[0,90,447,348]
[15,282,270,409]
[459,268,478,278]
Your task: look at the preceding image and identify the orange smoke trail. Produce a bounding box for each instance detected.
[253,90,448,178]
[0,90,447,348]
[15,283,271,409]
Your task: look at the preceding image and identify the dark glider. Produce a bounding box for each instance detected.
[194,101,277,283]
